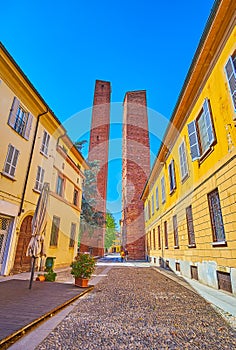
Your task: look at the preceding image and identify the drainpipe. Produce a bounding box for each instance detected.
[18,109,49,216]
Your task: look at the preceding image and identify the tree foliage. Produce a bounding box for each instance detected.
[79,160,105,239]
[105,212,117,250]
[74,140,87,152]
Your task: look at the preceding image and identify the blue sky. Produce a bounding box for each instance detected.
[1,0,215,225]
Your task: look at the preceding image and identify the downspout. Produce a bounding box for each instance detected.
[18,109,49,216]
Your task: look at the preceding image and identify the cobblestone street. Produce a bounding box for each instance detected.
[36,267,236,350]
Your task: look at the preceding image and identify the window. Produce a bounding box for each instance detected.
[164,221,168,248]
[41,130,50,156]
[151,194,154,216]
[56,175,64,196]
[73,188,79,206]
[161,176,166,203]
[155,186,159,209]
[148,200,151,220]
[187,99,215,161]
[50,216,60,246]
[208,189,226,243]
[158,225,161,249]
[179,140,189,180]
[168,160,176,192]
[173,215,179,248]
[225,53,236,111]
[3,145,19,178]
[144,204,148,222]
[8,97,33,140]
[69,223,76,247]
[186,205,196,247]
[153,228,156,250]
[35,166,45,192]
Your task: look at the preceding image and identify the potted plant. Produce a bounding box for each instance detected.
[70,253,96,288]
[44,268,57,282]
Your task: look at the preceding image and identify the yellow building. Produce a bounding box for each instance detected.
[0,42,88,275]
[142,0,236,295]
[110,231,122,253]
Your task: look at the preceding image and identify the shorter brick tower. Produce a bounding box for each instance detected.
[80,80,111,256]
[122,91,150,260]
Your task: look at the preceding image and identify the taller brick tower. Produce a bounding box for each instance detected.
[122,91,150,260]
[80,80,111,256]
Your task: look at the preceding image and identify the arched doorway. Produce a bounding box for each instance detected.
[13,215,32,273]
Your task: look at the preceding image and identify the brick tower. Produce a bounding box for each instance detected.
[122,91,150,260]
[80,80,111,257]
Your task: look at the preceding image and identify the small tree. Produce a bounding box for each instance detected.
[79,160,105,243]
[105,212,117,250]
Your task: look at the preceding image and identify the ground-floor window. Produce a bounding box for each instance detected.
[50,216,60,246]
[208,188,226,243]
[173,215,179,248]
[158,225,161,249]
[164,221,168,248]
[69,223,76,247]
[186,205,196,247]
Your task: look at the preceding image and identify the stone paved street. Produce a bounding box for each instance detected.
[36,267,236,350]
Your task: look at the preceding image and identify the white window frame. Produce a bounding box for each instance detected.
[3,144,19,178]
[168,159,176,193]
[161,176,166,204]
[225,53,236,113]
[34,166,45,192]
[179,140,189,180]
[187,99,215,161]
[41,130,50,156]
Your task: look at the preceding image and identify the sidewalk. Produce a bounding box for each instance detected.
[0,268,93,348]
[154,266,236,325]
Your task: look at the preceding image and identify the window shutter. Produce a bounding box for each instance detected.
[179,142,188,179]
[155,187,159,209]
[24,113,33,140]
[187,121,200,161]
[169,160,176,191]
[203,99,215,146]
[40,168,45,188]
[8,97,20,128]
[161,176,166,203]
[225,56,236,110]
[10,147,19,177]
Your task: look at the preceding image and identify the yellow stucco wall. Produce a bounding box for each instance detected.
[144,14,236,292]
[0,43,86,275]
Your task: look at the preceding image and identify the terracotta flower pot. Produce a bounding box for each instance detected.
[36,275,45,282]
[75,277,89,288]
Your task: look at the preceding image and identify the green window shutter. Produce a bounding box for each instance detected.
[203,99,215,146]
[8,97,20,128]
[187,121,200,161]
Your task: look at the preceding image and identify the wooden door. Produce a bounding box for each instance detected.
[13,215,32,273]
